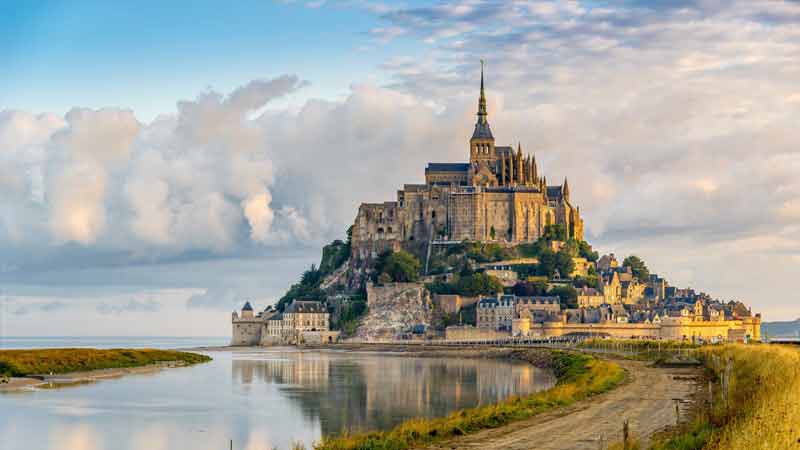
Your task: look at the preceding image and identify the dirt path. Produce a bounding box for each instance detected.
[422,360,701,450]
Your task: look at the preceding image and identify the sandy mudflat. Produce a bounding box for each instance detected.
[0,360,189,392]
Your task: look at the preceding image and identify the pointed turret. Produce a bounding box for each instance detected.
[542,176,548,198]
[516,143,524,184]
[507,150,514,184]
[563,177,570,203]
[532,154,538,184]
[526,155,533,186]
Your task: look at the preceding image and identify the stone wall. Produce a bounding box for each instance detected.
[300,331,341,344]
[231,318,262,345]
[522,317,761,342]
[433,294,479,314]
[355,282,432,341]
[445,325,510,341]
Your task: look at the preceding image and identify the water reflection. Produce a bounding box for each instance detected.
[232,350,555,436]
[0,349,555,450]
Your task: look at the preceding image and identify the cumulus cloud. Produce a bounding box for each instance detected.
[0,75,310,264]
[2,0,800,320]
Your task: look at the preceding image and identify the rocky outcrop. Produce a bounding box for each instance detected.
[353,282,432,341]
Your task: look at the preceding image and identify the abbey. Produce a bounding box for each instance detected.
[351,67,583,260]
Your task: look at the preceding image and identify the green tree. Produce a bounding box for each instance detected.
[538,249,575,278]
[573,275,600,289]
[374,250,421,282]
[562,239,580,257]
[455,273,503,296]
[577,240,599,262]
[543,224,567,241]
[555,250,575,278]
[550,285,578,308]
[623,255,650,281]
[512,280,548,297]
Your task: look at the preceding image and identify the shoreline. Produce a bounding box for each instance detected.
[0,360,193,392]
[190,343,561,366]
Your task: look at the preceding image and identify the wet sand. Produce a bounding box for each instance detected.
[0,360,191,392]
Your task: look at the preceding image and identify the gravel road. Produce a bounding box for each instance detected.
[422,359,701,450]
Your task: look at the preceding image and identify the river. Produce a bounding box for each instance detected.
[0,346,555,450]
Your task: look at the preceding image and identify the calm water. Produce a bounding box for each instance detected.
[0,346,555,450]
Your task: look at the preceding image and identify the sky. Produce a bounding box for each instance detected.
[1,0,798,337]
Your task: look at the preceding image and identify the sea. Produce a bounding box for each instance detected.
[0,337,555,450]
[0,336,229,350]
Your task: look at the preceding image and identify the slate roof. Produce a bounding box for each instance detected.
[472,121,494,140]
[242,301,253,311]
[425,163,470,172]
[495,145,513,155]
[547,186,563,198]
[478,298,499,307]
[284,300,326,314]
[516,296,560,303]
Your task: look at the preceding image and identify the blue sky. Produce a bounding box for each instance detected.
[1,0,423,119]
[1,0,799,335]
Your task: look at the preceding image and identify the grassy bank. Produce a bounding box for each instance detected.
[651,344,799,450]
[0,348,211,377]
[314,350,624,450]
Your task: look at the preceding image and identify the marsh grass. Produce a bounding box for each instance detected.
[0,348,211,376]
[651,344,800,450]
[313,351,624,450]
[579,339,699,352]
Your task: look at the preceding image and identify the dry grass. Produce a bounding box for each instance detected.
[579,339,699,351]
[0,348,211,376]
[313,351,625,450]
[651,344,800,450]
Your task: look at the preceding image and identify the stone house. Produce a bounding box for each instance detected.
[577,287,605,307]
[476,297,514,331]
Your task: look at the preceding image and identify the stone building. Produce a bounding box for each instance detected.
[576,287,605,307]
[231,301,264,345]
[231,300,337,346]
[351,66,584,261]
[264,300,331,344]
[476,297,515,331]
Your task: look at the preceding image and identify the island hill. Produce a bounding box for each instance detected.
[232,68,761,346]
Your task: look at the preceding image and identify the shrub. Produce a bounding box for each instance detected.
[0,349,211,377]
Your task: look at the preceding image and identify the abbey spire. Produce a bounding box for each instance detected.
[471,60,494,140]
[470,60,496,166]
